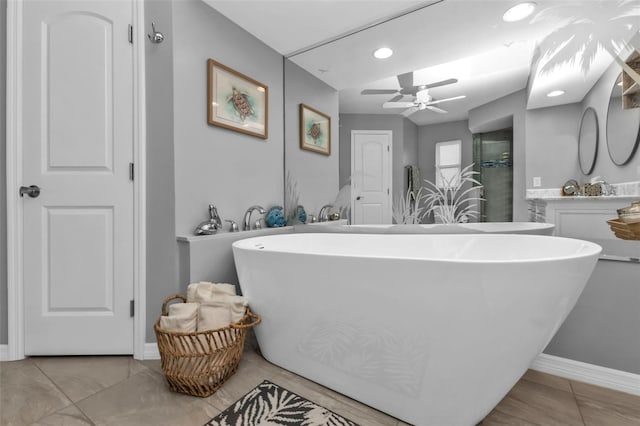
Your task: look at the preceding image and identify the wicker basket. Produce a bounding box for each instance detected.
[154,294,261,397]
[607,219,640,240]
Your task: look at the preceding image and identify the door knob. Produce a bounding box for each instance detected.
[356,196,363,200]
[19,185,40,198]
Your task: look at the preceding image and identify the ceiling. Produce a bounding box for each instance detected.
[204,0,639,126]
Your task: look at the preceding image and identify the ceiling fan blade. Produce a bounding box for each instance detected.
[397,72,414,89]
[425,95,466,105]
[388,94,404,102]
[423,78,458,89]
[426,105,448,114]
[402,106,419,117]
[383,101,417,109]
[361,89,399,95]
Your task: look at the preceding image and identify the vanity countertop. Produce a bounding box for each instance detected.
[526,182,640,201]
[526,195,640,201]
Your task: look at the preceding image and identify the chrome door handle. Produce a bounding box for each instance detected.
[19,185,41,198]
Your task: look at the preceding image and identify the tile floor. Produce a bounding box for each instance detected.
[2,336,639,426]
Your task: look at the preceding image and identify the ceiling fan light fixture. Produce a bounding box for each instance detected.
[373,47,393,59]
[502,2,536,22]
[547,90,565,97]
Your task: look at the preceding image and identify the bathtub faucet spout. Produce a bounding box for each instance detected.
[243,205,266,231]
[319,204,333,222]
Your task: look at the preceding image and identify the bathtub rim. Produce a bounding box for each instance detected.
[232,233,602,264]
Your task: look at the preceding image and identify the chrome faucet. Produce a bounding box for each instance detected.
[243,205,266,231]
[194,204,223,235]
[318,204,333,222]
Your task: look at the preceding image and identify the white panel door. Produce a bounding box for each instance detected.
[22,0,134,354]
[351,131,392,224]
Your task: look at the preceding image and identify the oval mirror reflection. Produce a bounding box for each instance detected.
[606,73,640,166]
[578,107,599,175]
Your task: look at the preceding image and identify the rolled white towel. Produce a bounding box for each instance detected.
[159,314,197,333]
[158,302,198,333]
[197,301,232,331]
[187,282,237,303]
[168,302,199,318]
[218,294,248,323]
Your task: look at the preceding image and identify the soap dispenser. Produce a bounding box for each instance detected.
[194,204,223,235]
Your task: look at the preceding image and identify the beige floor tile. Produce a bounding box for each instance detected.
[34,356,149,402]
[31,404,94,426]
[493,378,583,426]
[76,369,219,426]
[0,360,72,426]
[570,381,640,426]
[204,355,281,411]
[576,396,640,426]
[522,369,573,393]
[273,369,397,426]
[139,359,163,375]
[479,408,541,425]
[571,380,640,413]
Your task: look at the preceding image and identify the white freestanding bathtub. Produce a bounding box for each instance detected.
[232,233,601,425]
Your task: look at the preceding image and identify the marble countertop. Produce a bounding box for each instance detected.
[526,181,640,201]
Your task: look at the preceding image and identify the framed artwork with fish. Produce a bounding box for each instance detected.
[207,59,268,139]
[299,103,331,155]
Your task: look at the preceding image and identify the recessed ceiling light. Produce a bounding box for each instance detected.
[547,90,565,97]
[373,47,393,59]
[503,2,536,22]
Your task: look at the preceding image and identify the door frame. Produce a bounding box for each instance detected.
[350,130,393,224]
[5,0,147,360]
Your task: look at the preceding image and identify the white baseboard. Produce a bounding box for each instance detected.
[532,353,640,396]
[0,345,8,361]
[143,343,160,360]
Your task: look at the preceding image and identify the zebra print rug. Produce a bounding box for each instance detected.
[204,380,359,426]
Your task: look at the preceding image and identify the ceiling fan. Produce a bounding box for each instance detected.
[360,71,464,116]
[382,88,466,116]
[361,71,458,97]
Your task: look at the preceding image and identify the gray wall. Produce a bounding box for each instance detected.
[544,259,640,374]
[284,60,340,217]
[403,119,418,167]
[1,0,7,344]
[469,90,528,222]
[417,120,473,186]
[145,0,178,344]
[172,0,284,237]
[339,114,416,202]
[525,103,583,189]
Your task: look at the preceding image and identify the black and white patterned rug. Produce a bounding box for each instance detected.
[204,380,359,426]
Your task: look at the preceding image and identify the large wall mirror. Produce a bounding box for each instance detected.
[276,1,640,220]
[606,73,640,166]
[578,107,599,175]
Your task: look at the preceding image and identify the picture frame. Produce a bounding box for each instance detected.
[207,59,268,139]
[299,103,331,155]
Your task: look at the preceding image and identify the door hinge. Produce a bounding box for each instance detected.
[387,145,390,152]
[129,163,134,181]
[387,188,390,195]
[128,25,133,44]
[130,300,135,317]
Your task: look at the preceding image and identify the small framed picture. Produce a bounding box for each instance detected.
[207,59,268,139]
[299,103,331,155]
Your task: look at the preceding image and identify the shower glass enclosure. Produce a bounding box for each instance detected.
[473,129,513,222]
